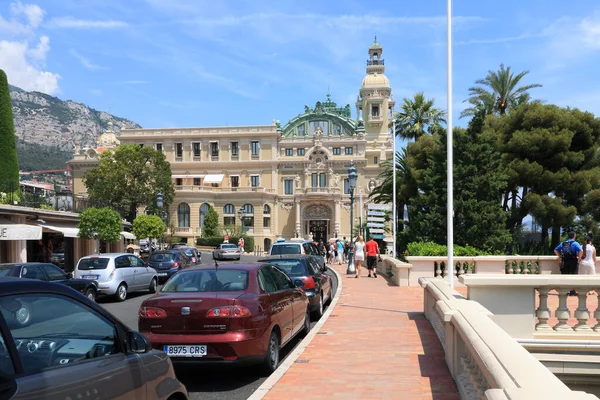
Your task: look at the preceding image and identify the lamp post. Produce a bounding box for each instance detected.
[238,206,248,233]
[346,163,358,275]
[156,192,167,250]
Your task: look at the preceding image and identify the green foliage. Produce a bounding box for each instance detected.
[132,215,165,241]
[406,242,490,256]
[78,207,122,242]
[0,69,19,193]
[393,92,446,141]
[196,235,254,252]
[202,206,220,237]
[83,144,174,223]
[16,140,71,171]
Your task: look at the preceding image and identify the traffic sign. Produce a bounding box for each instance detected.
[372,234,386,239]
[367,216,385,222]
[367,222,385,228]
[367,210,386,216]
[367,203,391,211]
[369,228,385,233]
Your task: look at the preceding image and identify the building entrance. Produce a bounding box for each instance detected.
[308,220,328,244]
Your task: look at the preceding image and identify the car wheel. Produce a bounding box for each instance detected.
[84,288,96,302]
[236,257,241,261]
[149,278,158,294]
[262,331,280,375]
[300,309,311,337]
[311,293,324,320]
[116,283,127,302]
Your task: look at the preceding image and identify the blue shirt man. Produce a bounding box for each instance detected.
[554,232,583,275]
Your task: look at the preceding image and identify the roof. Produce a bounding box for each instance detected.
[182,263,267,272]
[259,255,312,261]
[361,73,389,88]
[80,253,131,258]
[0,276,75,296]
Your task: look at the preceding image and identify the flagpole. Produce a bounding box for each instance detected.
[392,118,397,259]
[446,0,454,288]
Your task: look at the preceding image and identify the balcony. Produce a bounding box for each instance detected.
[304,187,341,194]
[174,185,276,194]
[366,59,384,66]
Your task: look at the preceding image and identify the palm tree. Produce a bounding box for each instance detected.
[461,64,541,118]
[393,92,446,141]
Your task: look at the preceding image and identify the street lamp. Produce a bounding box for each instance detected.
[238,206,248,233]
[346,162,358,275]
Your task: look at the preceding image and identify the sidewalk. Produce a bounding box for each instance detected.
[263,263,460,400]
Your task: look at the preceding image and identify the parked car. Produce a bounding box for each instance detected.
[212,243,241,261]
[167,243,187,250]
[0,262,98,301]
[259,255,332,319]
[179,246,202,265]
[138,263,310,374]
[50,246,65,269]
[146,250,192,283]
[0,277,189,400]
[73,253,158,302]
[268,240,322,258]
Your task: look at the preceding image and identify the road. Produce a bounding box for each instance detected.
[101,252,338,400]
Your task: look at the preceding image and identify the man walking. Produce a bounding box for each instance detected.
[365,235,380,278]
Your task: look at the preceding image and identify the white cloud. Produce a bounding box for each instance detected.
[69,49,109,71]
[47,16,128,29]
[27,34,49,60]
[0,1,44,34]
[544,14,600,64]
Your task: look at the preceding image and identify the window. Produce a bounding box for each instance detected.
[309,121,329,136]
[319,173,326,188]
[311,173,318,188]
[270,266,294,291]
[155,143,163,152]
[345,147,353,155]
[231,176,239,189]
[250,175,259,188]
[242,204,254,229]
[333,147,341,155]
[162,270,249,292]
[175,142,183,159]
[333,124,342,136]
[223,204,235,226]
[284,179,294,195]
[231,142,239,157]
[251,141,260,157]
[210,142,219,158]
[372,105,380,117]
[0,332,14,376]
[297,124,306,136]
[285,149,293,156]
[192,142,201,158]
[224,204,235,214]
[175,178,182,186]
[41,264,67,281]
[200,203,210,229]
[178,203,190,228]
[20,265,45,280]
[193,178,201,186]
[258,267,278,293]
[374,156,378,164]
[297,148,305,156]
[0,293,118,376]
[263,204,271,228]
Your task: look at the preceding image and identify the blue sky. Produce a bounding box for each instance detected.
[1,0,599,129]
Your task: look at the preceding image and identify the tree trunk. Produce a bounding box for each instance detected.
[502,190,510,211]
[541,225,549,249]
[551,225,561,250]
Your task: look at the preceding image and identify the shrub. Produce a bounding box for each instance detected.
[406,241,490,256]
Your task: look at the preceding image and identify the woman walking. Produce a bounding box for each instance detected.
[354,235,365,278]
[579,235,596,275]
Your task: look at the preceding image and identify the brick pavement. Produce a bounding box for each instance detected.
[263,264,460,400]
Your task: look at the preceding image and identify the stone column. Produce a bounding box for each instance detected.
[295,199,301,238]
[334,200,341,237]
[274,200,279,237]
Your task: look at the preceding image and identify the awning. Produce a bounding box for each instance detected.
[203,174,224,184]
[0,218,42,241]
[121,231,136,240]
[36,222,79,238]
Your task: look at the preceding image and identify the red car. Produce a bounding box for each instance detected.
[138,263,310,374]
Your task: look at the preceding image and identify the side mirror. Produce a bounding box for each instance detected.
[66,272,73,279]
[128,331,151,354]
[294,279,304,288]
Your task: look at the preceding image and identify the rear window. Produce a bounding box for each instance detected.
[149,253,176,262]
[0,267,12,277]
[270,244,301,255]
[221,244,238,249]
[162,270,249,292]
[182,248,196,256]
[268,260,308,276]
[77,258,110,270]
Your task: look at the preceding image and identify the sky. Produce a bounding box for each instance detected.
[1,0,599,130]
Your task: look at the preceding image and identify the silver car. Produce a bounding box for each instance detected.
[212,243,241,260]
[74,253,158,302]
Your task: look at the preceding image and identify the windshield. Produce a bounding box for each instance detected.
[268,260,307,276]
[77,258,110,270]
[182,248,195,256]
[149,253,176,262]
[270,244,301,255]
[162,270,249,292]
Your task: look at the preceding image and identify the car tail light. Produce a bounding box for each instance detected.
[302,276,316,290]
[139,307,167,319]
[173,261,180,268]
[191,257,196,263]
[206,306,251,318]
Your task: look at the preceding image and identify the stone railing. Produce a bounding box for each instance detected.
[375,255,411,286]
[420,277,598,399]
[174,186,276,193]
[459,275,600,341]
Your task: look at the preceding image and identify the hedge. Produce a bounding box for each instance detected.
[196,236,255,253]
[406,241,490,256]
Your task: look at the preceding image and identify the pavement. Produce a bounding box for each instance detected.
[258,263,460,400]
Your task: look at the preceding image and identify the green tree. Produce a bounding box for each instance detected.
[462,63,541,118]
[202,206,220,237]
[393,92,446,141]
[78,207,122,242]
[0,69,19,193]
[132,215,165,242]
[83,144,174,223]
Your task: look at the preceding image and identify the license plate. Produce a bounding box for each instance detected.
[164,345,207,357]
[157,273,168,276]
[84,275,99,280]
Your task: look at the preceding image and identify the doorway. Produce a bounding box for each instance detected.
[308,220,328,244]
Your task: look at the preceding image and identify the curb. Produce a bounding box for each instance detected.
[247,265,343,400]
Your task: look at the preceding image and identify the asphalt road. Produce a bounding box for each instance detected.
[101,252,339,400]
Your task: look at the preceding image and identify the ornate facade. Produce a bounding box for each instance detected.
[69,39,394,250]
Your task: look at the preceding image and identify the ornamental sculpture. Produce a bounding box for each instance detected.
[303,205,332,219]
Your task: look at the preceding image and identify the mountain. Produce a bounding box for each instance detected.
[9,84,141,153]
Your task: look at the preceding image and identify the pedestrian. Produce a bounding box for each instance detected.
[238,237,245,254]
[343,236,349,262]
[365,235,380,278]
[336,238,344,265]
[327,241,335,265]
[319,241,326,257]
[579,235,596,275]
[554,231,583,296]
[354,235,365,278]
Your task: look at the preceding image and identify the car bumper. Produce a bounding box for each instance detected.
[95,281,120,296]
[215,253,241,259]
[153,269,178,281]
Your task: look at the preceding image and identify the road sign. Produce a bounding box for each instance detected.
[367,210,386,217]
[367,203,391,211]
[367,222,385,228]
[372,234,386,239]
[367,216,385,222]
[369,228,385,233]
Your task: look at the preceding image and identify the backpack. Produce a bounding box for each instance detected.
[561,240,577,260]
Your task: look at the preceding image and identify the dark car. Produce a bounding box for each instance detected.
[167,243,187,250]
[259,255,332,319]
[179,246,202,265]
[146,250,192,283]
[138,263,310,375]
[50,247,65,269]
[0,277,189,400]
[0,263,98,302]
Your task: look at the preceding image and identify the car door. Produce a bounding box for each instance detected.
[308,257,331,300]
[0,292,147,399]
[128,256,151,289]
[270,266,305,340]
[115,256,137,291]
[258,266,294,345]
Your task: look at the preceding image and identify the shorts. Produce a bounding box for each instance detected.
[367,256,378,270]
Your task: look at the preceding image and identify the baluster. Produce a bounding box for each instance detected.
[553,288,574,331]
[535,288,553,331]
[434,261,441,277]
[440,261,446,278]
[574,288,592,332]
[455,261,461,277]
[593,290,600,332]
[463,261,469,275]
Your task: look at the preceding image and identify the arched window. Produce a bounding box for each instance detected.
[177,203,190,228]
[263,204,271,215]
[242,204,254,214]
[263,204,271,229]
[241,204,254,230]
[223,204,235,226]
[199,203,210,230]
